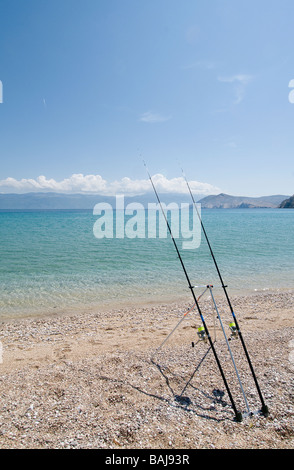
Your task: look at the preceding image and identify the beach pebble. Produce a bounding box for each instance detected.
[0,290,293,449]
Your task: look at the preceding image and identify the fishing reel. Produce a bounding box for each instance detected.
[229,322,238,340]
[197,326,207,343]
[191,326,207,347]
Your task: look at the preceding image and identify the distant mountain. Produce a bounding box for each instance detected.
[197,193,289,209]
[0,192,290,210]
[0,192,196,210]
[279,195,294,208]
[0,192,108,210]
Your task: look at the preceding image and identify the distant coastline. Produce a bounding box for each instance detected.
[197,193,290,209]
[279,194,294,208]
[0,191,291,210]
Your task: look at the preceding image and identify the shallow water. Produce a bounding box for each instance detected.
[0,208,293,319]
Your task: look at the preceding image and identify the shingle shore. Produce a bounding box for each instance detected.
[0,290,293,449]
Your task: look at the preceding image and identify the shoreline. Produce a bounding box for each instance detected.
[1,284,293,323]
[0,288,293,449]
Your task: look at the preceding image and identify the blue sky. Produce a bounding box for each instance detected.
[0,0,294,197]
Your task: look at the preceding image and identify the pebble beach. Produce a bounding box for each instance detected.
[0,289,293,449]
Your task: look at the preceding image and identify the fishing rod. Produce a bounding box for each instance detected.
[208,285,251,415]
[144,162,243,422]
[181,169,269,417]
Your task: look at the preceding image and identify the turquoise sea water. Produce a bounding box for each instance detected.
[0,208,293,319]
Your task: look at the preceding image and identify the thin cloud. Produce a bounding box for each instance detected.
[0,174,220,196]
[218,74,253,84]
[139,111,172,123]
[218,74,253,104]
[227,141,237,148]
[182,60,218,71]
